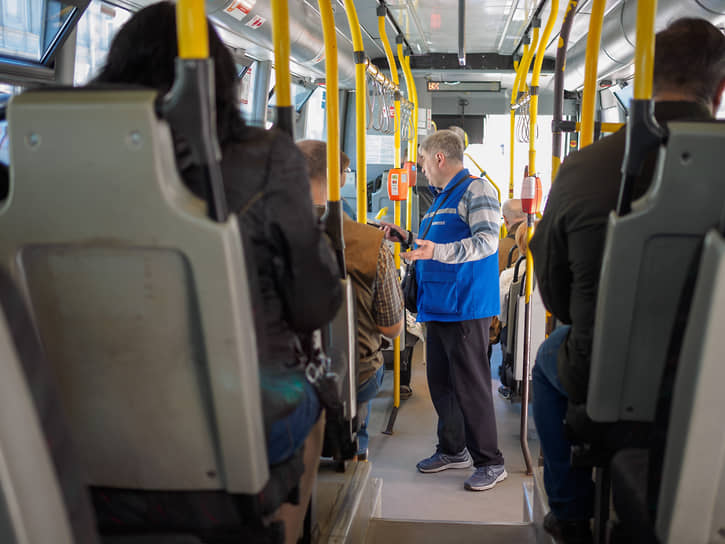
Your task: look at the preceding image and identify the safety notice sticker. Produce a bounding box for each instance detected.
[245,15,265,29]
[224,0,255,21]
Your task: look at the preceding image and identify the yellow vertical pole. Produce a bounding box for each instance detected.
[580,0,607,148]
[318,0,340,201]
[176,0,208,58]
[378,8,402,413]
[509,23,539,198]
[400,45,417,231]
[528,0,558,177]
[634,0,656,100]
[343,0,368,223]
[271,0,291,108]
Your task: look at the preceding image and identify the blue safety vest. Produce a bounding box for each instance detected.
[416,169,500,322]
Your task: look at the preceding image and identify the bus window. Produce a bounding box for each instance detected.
[0,83,21,165]
[612,83,634,113]
[304,86,325,140]
[0,0,76,64]
[73,1,131,85]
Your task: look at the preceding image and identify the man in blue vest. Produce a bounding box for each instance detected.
[382,130,506,491]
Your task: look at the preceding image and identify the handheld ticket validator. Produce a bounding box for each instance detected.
[387,168,409,201]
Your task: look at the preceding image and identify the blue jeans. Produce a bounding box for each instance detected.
[267,380,321,465]
[356,366,384,454]
[532,325,594,521]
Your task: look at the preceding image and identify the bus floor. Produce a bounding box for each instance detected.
[364,340,539,523]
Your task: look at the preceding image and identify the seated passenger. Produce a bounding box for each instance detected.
[529,18,725,544]
[499,221,532,330]
[297,140,404,460]
[497,221,534,399]
[490,199,526,356]
[93,4,342,543]
[499,199,525,272]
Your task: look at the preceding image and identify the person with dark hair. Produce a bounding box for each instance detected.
[297,139,404,461]
[93,3,342,543]
[529,18,725,544]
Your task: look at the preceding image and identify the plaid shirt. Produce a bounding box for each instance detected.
[372,243,404,328]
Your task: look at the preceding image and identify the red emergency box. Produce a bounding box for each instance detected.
[521,175,542,215]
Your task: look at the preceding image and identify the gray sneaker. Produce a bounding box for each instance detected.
[416,449,473,473]
[464,464,507,491]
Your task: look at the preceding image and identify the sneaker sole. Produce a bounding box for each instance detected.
[417,459,473,473]
[464,469,508,491]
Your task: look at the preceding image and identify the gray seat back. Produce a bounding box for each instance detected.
[0,89,268,494]
[656,230,725,544]
[587,121,725,422]
[326,278,358,422]
[0,280,77,544]
[505,259,546,382]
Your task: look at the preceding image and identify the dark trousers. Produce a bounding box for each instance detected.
[426,317,504,467]
[532,325,594,520]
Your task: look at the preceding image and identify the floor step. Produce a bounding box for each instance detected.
[527,466,556,543]
[315,460,382,543]
[365,518,536,543]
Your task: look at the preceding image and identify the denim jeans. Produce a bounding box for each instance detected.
[532,325,594,520]
[267,380,321,466]
[356,366,384,454]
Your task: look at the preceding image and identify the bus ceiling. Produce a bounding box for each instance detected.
[3,0,724,91]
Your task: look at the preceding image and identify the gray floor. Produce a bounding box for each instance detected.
[365,341,539,523]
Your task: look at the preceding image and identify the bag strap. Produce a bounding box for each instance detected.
[419,174,471,240]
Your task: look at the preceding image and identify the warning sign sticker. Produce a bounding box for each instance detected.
[245,14,265,29]
[224,0,255,21]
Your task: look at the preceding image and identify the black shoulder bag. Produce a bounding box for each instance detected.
[400,176,469,313]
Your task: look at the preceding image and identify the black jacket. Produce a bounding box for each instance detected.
[529,101,713,403]
[182,125,342,425]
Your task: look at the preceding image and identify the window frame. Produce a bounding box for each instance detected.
[0,0,90,84]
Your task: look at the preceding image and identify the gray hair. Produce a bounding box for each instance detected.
[502,199,526,223]
[420,130,464,162]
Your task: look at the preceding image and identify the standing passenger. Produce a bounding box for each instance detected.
[93,4,342,544]
[381,130,506,491]
[529,18,725,544]
[297,140,404,461]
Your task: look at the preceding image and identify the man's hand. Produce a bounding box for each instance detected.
[402,239,435,261]
[378,221,409,244]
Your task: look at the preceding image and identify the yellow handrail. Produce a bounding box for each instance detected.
[574,121,625,133]
[343,0,368,223]
[509,26,539,197]
[464,152,501,204]
[378,8,402,413]
[318,0,340,202]
[176,0,208,58]
[509,57,521,200]
[580,0,607,148]
[271,0,291,108]
[400,47,417,230]
[634,0,657,100]
[528,0,559,176]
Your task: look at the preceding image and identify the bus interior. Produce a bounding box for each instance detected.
[1,0,725,543]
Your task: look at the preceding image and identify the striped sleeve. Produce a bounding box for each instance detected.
[432,178,501,264]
